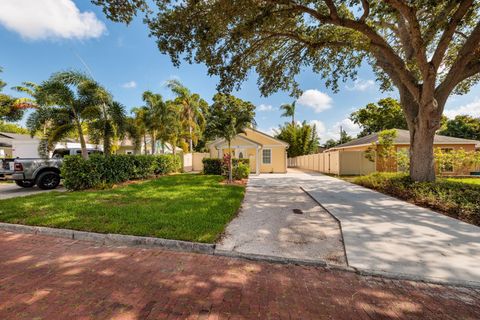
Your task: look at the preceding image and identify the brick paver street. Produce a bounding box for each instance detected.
[1,231,479,320]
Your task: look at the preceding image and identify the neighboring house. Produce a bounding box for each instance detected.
[326,129,480,175]
[207,128,289,174]
[116,137,182,155]
[0,132,41,158]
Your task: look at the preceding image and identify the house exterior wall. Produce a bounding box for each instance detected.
[207,129,288,174]
[116,146,136,155]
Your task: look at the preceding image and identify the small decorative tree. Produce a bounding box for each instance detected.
[365,129,398,172]
[206,93,255,182]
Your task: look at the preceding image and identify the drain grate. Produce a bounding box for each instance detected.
[292,209,303,214]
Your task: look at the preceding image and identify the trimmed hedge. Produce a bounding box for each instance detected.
[202,157,251,179]
[354,173,480,226]
[62,154,181,191]
[202,158,222,175]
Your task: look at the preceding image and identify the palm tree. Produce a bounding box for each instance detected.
[131,107,149,154]
[166,80,207,152]
[87,101,127,155]
[32,71,107,159]
[280,101,296,125]
[0,67,25,122]
[164,101,184,157]
[140,91,171,154]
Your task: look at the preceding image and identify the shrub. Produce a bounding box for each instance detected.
[62,154,181,191]
[203,157,251,180]
[233,162,250,180]
[202,158,222,175]
[354,173,480,226]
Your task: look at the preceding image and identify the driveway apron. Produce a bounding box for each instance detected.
[216,179,346,265]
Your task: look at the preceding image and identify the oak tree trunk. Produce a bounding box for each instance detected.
[409,124,437,182]
[401,91,443,182]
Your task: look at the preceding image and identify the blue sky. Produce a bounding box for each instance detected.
[1,0,479,143]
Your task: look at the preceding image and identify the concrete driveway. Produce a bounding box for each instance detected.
[248,169,480,286]
[217,181,346,265]
[0,183,65,200]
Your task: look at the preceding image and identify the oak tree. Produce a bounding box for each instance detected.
[94,0,480,181]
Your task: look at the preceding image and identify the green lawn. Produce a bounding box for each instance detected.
[445,177,480,185]
[0,174,245,243]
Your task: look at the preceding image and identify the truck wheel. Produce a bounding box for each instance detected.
[36,171,61,190]
[15,180,35,188]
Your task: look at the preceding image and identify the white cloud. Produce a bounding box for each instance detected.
[345,79,375,91]
[444,98,480,118]
[297,89,332,113]
[312,118,361,143]
[0,0,106,40]
[258,104,274,112]
[121,81,137,89]
[309,120,326,136]
[259,127,277,136]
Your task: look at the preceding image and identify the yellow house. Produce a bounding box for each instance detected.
[326,129,480,175]
[207,128,289,174]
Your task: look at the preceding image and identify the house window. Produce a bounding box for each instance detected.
[262,149,271,164]
[238,152,244,159]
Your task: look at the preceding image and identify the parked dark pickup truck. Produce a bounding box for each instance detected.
[0,148,102,190]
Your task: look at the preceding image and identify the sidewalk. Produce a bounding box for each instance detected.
[1,231,479,319]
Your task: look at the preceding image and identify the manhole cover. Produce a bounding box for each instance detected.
[293,209,303,214]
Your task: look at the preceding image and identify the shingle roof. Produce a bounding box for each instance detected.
[333,129,480,149]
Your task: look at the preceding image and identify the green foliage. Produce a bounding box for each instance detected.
[62,154,181,191]
[275,122,318,157]
[233,161,250,180]
[434,148,480,174]
[439,115,480,140]
[206,93,255,181]
[0,121,29,134]
[202,158,223,175]
[364,129,398,171]
[350,98,407,137]
[94,0,480,182]
[354,173,480,226]
[202,158,250,180]
[167,80,208,152]
[0,67,24,122]
[31,70,112,159]
[280,102,296,124]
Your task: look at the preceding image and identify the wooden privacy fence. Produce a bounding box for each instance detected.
[288,151,376,175]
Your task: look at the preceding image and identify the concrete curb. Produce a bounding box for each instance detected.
[299,188,480,290]
[214,249,329,267]
[0,222,214,254]
[2,222,480,289]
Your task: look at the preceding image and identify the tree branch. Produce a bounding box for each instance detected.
[431,0,474,70]
[287,1,420,100]
[436,21,480,105]
[360,0,370,22]
[384,0,429,79]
